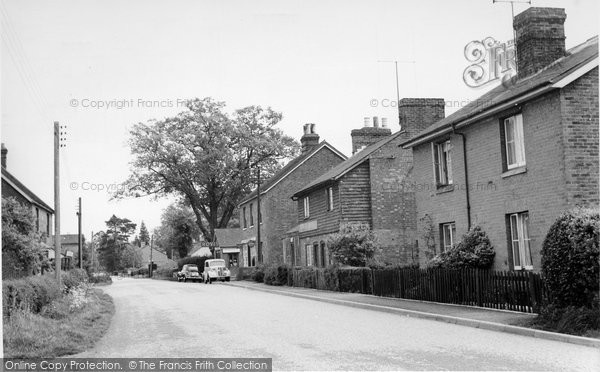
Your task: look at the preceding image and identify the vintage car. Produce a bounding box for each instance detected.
[203,259,231,283]
[177,264,201,282]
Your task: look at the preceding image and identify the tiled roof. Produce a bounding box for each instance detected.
[401,36,599,148]
[1,166,54,212]
[292,131,405,198]
[238,141,346,205]
[214,228,242,247]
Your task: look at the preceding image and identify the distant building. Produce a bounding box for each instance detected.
[237,124,347,266]
[401,8,599,271]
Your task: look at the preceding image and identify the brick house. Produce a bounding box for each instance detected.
[401,8,599,272]
[236,124,346,266]
[1,143,54,238]
[286,102,445,267]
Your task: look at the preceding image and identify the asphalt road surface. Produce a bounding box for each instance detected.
[76,277,600,371]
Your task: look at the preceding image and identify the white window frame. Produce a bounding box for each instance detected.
[432,140,453,186]
[326,187,334,211]
[504,114,526,169]
[441,222,456,252]
[509,212,533,270]
[306,244,314,266]
[303,196,310,218]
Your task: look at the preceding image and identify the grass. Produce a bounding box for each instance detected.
[3,287,115,358]
[511,306,600,339]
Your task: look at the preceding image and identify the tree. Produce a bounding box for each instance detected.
[139,221,150,246]
[2,197,49,277]
[115,97,299,242]
[96,215,137,272]
[327,223,377,267]
[154,202,200,259]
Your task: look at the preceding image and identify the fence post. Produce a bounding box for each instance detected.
[528,271,538,313]
[475,269,482,307]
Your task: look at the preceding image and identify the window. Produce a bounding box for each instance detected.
[326,187,334,211]
[243,207,247,228]
[46,213,51,236]
[433,140,453,186]
[36,208,40,231]
[320,242,327,267]
[441,222,456,252]
[258,205,262,224]
[249,203,254,227]
[306,244,314,266]
[303,197,310,218]
[509,212,533,270]
[503,114,526,169]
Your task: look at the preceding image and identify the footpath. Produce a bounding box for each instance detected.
[225,280,600,348]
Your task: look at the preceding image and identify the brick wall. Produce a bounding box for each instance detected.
[413,81,598,271]
[239,145,345,265]
[560,67,599,206]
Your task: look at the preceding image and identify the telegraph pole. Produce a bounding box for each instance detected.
[377,60,415,131]
[149,234,153,278]
[492,0,532,75]
[90,230,94,272]
[54,121,65,283]
[77,197,82,269]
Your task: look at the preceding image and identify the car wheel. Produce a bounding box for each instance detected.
[225,277,230,282]
[183,277,187,282]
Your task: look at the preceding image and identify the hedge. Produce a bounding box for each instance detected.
[2,269,89,317]
[541,207,599,309]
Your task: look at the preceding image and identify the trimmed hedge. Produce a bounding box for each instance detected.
[264,264,290,286]
[2,269,89,317]
[541,207,599,309]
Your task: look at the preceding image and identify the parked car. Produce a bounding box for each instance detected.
[177,264,201,282]
[203,259,231,283]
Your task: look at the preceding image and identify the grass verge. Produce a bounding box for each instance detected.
[3,288,114,358]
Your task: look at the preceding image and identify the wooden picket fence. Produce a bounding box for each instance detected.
[372,267,547,313]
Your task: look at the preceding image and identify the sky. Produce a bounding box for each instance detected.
[1,0,598,239]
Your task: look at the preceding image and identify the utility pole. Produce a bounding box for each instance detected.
[256,166,262,264]
[90,230,94,272]
[77,197,82,269]
[492,0,532,75]
[149,234,153,278]
[54,121,65,283]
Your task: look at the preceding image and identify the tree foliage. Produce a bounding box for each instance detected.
[115,97,299,242]
[327,223,377,267]
[1,197,49,277]
[154,202,200,259]
[95,215,137,272]
[541,207,599,309]
[139,221,150,246]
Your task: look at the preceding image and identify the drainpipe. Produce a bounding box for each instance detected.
[452,123,471,229]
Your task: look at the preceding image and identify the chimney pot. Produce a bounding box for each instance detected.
[1,143,7,169]
[363,117,371,127]
[300,124,320,154]
[373,116,379,128]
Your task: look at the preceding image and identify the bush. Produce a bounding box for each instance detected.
[252,265,265,283]
[236,266,256,281]
[323,266,340,291]
[2,274,62,317]
[327,223,377,267]
[61,269,88,292]
[263,264,291,286]
[541,207,599,309]
[88,272,112,284]
[428,226,495,269]
[535,304,600,336]
[338,266,372,294]
[291,266,316,288]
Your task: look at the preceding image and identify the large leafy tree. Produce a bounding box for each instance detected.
[154,202,201,259]
[95,215,137,272]
[115,98,299,241]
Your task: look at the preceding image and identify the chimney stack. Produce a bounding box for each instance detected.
[1,143,7,169]
[399,98,445,139]
[300,123,320,153]
[514,7,567,80]
[351,116,391,155]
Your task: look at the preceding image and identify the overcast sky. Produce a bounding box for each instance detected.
[1,0,598,239]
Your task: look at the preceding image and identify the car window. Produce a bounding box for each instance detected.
[209,261,225,267]
[188,267,198,272]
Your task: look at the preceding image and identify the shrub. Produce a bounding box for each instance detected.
[535,304,600,336]
[428,226,495,269]
[61,269,88,293]
[2,274,62,317]
[541,207,599,309]
[252,264,265,283]
[236,266,256,281]
[263,264,291,286]
[338,266,372,294]
[292,266,316,288]
[323,265,340,291]
[88,272,112,284]
[327,223,377,267]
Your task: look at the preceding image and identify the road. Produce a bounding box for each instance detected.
[76,277,600,371]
